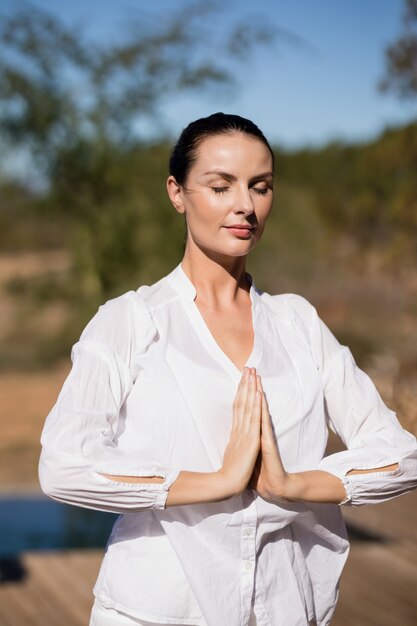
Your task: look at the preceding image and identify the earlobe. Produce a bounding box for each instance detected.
[167,176,185,214]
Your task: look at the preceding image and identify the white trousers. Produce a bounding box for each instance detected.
[89,597,258,626]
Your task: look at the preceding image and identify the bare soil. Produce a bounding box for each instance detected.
[0,361,71,487]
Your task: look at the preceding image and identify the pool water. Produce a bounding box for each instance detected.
[0,494,117,556]
[0,494,383,558]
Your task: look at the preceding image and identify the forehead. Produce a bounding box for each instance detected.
[192,132,273,174]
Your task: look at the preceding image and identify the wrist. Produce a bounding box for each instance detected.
[278,473,299,501]
[262,472,293,503]
[217,468,245,498]
[258,472,294,502]
[274,470,348,504]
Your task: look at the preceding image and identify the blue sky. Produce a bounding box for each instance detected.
[2,0,417,149]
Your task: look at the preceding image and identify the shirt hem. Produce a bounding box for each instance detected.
[93,591,207,625]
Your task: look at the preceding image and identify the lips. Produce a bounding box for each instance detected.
[224,224,254,238]
[225,224,254,230]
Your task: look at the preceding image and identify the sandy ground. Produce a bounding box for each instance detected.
[0,361,71,488]
[0,252,72,487]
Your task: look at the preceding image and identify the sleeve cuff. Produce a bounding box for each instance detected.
[92,464,181,509]
[154,467,181,509]
[337,475,353,506]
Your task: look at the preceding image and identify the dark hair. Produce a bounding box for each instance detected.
[169,112,274,185]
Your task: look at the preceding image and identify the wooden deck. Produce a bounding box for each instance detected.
[0,549,101,626]
[1,499,417,626]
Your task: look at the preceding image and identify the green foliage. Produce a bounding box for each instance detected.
[0,1,275,303]
[276,122,417,256]
[380,0,417,98]
[2,2,417,371]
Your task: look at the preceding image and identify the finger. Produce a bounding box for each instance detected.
[243,369,257,426]
[261,392,274,440]
[255,377,266,433]
[256,374,263,394]
[240,367,253,426]
[251,389,262,431]
[233,366,249,428]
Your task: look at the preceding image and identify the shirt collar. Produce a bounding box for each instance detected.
[166,261,258,305]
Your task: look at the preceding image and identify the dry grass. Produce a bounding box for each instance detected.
[0,362,70,486]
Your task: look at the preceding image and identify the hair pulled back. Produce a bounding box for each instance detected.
[169,112,274,186]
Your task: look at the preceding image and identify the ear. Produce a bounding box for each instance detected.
[167,176,185,215]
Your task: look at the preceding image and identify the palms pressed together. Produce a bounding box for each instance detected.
[248,372,290,502]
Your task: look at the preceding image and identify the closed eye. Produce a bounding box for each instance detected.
[252,186,271,196]
[212,187,229,194]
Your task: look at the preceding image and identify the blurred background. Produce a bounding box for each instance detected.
[0,0,417,624]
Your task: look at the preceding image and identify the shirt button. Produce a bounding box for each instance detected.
[244,526,253,535]
[243,560,253,570]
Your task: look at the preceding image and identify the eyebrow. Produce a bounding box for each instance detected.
[202,170,274,183]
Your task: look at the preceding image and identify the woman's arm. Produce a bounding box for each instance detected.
[254,295,417,507]
[99,471,237,506]
[39,294,184,514]
[252,466,399,506]
[100,368,263,507]
[249,368,411,506]
[40,327,263,512]
[39,289,264,513]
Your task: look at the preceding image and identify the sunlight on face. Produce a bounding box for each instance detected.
[179,132,274,259]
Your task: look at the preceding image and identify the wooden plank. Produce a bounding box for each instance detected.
[327,431,417,544]
[0,551,97,626]
[333,541,417,626]
[1,542,417,626]
[0,585,32,626]
[21,552,94,625]
[342,489,417,542]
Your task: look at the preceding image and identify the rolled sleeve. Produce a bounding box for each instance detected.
[92,464,181,509]
[318,343,417,506]
[318,447,413,507]
[39,295,180,514]
[289,295,417,507]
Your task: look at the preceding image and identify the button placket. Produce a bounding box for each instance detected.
[240,491,257,625]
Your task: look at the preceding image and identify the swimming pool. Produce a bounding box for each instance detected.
[0,493,117,556]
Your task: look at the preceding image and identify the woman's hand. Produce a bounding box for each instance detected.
[249,375,348,505]
[248,375,292,502]
[218,367,262,495]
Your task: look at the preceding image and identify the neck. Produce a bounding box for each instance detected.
[180,245,250,307]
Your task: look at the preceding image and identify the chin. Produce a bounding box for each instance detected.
[192,233,259,259]
[216,244,256,260]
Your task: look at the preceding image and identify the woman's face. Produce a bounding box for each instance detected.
[167,132,274,260]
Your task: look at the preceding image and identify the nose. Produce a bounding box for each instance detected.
[233,185,254,215]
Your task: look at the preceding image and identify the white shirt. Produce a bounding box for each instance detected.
[39,262,417,626]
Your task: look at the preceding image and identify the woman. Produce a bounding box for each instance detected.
[39,113,417,626]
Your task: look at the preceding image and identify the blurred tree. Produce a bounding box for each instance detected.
[276,122,417,262]
[379,0,417,98]
[0,1,275,302]
[277,0,417,263]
